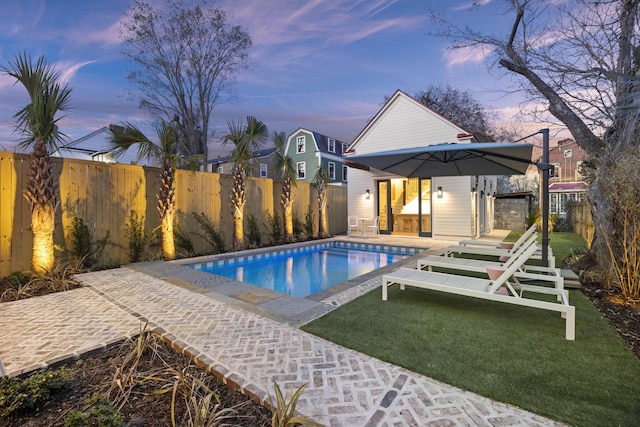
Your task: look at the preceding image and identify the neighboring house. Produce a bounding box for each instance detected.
[204,147,278,178]
[536,138,588,216]
[53,124,155,166]
[344,90,497,239]
[284,128,349,185]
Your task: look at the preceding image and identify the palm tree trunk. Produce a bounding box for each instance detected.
[161,212,176,260]
[317,182,328,238]
[231,169,246,250]
[157,163,176,260]
[31,204,55,274]
[25,139,58,274]
[282,176,293,242]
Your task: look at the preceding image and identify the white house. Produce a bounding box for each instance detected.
[344,90,497,240]
[53,125,155,166]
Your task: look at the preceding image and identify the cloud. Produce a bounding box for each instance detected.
[221,0,426,50]
[444,44,493,67]
[57,60,96,86]
[451,0,494,12]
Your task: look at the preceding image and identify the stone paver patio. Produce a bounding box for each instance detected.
[0,234,565,426]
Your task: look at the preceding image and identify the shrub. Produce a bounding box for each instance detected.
[264,211,283,245]
[67,216,110,269]
[0,367,70,417]
[246,212,262,248]
[173,218,195,256]
[303,208,314,240]
[193,212,227,253]
[292,212,304,241]
[64,394,125,427]
[125,210,154,263]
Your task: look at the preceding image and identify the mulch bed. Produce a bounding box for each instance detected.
[581,281,640,360]
[1,334,272,427]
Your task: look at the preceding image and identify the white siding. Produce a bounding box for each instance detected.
[350,94,467,155]
[432,176,473,238]
[347,169,376,218]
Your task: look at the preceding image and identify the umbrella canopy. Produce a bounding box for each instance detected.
[347,142,534,177]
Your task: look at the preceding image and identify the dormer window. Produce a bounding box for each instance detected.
[342,143,348,154]
[328,138,335,153]
[296,136,305,154]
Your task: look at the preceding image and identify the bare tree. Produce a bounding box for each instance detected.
[436,0,640,280]
[120,0,252,160]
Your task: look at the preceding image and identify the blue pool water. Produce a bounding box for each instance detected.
[189,242,420,298]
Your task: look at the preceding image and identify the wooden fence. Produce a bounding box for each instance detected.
[572,201,594,247]
[0,152,347,277]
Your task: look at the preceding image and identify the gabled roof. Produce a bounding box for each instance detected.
[346,89,474,154]
[58,125,120,155]
[206,147,277,165]
[285,127,347,156]
[57,124,152,165]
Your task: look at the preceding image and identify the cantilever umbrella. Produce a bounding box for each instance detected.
[347,141,552,265]
[346,142,534,178]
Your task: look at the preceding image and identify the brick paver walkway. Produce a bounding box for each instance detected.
[0,234,565,426]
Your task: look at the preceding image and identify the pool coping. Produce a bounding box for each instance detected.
[131,237,433,327]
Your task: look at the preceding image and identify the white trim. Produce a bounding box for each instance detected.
[342,164,348,182]
[328,162,336,180]
[328,138,335,153]
[260,163,267,177]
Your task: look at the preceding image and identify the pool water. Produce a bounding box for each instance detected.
[191,243,418,298]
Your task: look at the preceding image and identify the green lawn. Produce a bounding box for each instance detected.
[302,232,640,426]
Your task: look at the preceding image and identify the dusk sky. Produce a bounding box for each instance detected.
[0,0,564,156]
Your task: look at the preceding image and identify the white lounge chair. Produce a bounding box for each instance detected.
[458,224,537,249]
[382,250,575,340]
[443,233,555,268]
[418,240,564,296]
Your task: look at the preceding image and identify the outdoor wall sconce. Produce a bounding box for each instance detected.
[437,187,443,198]
[365,189,370,200]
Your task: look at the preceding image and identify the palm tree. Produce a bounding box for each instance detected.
[224,116,269,250]
[2,53,72,274]
[111,122,199,260]
[273,131,297,242]
[314,166,329,238]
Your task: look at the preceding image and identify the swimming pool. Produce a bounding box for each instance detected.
[188,241,421,298]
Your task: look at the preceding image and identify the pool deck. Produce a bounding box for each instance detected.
[0,232,564,426]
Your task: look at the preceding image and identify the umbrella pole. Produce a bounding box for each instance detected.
[541,129,550,268]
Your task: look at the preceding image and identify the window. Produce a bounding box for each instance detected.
[560,193,569,215]
[342,165,348,181]
[296,136,305,154]
[260,163,267,178]
[328,162,335,180]
[342,143,348,154]
[550,193,558,214]
[563,149,573,158]
[217,166,223,174]
[328,138,335,153]
[297,162,306,179]
[551,163,560,178]
[576,160,583,179]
